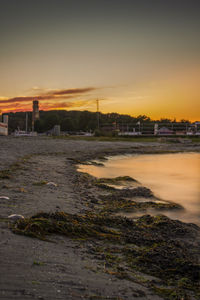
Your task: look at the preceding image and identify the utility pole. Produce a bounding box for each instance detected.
[25,112,28,133]
[96,99,100,130]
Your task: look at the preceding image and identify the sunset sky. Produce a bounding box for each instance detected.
[0,0,199,121]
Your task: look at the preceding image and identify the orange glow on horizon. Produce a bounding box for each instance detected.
[1,103,199,122]
[1,65,200,122]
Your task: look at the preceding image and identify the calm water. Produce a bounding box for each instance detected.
[79,152,200,225]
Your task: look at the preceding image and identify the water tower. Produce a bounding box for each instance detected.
[32,100,39,131]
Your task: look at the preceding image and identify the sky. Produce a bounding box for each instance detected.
[0,0,200,121]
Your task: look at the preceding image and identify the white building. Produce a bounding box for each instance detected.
[0,115,8,136]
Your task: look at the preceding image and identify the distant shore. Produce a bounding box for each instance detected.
[0,136,200,300]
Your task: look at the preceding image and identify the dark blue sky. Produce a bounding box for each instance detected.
[0,0,199,120]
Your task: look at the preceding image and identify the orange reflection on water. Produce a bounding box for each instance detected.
[79,153,200,225]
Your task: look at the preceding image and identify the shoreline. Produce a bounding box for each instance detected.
[78,151,200,226]
[0,136,200,300]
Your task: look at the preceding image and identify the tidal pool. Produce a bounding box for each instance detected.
[79,152,200,225]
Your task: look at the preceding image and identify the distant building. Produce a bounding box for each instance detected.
[14,130,37,137]
[32,100,39,131]
[52,125,61,136]
[154,123,159,135]
[175,131,186,135]
[0,114,9,136]
[157,127,173,135]
[46,125,61,136]
[100,123,116,132]
[118,131,141,136]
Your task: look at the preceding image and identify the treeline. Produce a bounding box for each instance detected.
[6,110,191,133]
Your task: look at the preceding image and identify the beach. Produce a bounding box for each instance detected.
[0,136,200,300]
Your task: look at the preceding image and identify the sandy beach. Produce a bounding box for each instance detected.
[0,136,200,300]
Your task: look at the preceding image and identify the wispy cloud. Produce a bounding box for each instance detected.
[45,87,96,96]
[0,102,31,111]
[0,87,96,104]
[0,95,74,104]
[0,87,97,112]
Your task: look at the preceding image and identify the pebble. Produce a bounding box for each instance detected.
[46,182,58,187]
[7,214,24,222]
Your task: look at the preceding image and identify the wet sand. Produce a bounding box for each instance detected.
[0,136,200,300]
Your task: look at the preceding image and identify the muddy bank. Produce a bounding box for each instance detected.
[0,136,200,300]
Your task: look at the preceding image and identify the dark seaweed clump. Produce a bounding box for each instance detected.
[0,169,12,179]
[11,212,121,241]
[96,176,138,184]
[98,188,182,213]
[11,212,200,298]
[10,170,200,299]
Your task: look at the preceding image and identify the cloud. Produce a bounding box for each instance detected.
[0,87,102,113]
[46,87,96,96]
[0,95,74,104]
[0,102,31,111]
[0,87,96,105]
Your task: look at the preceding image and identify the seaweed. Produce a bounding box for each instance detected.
[32,181,47,186]
[96,176,138,184]
[12,212,121,241]
[12,212,200,298]
[0,169,12,179]
[98,186,154,198]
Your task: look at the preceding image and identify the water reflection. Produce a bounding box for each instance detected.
[79,152,200,225]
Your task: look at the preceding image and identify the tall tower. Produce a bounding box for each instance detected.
[32,100,39,131]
